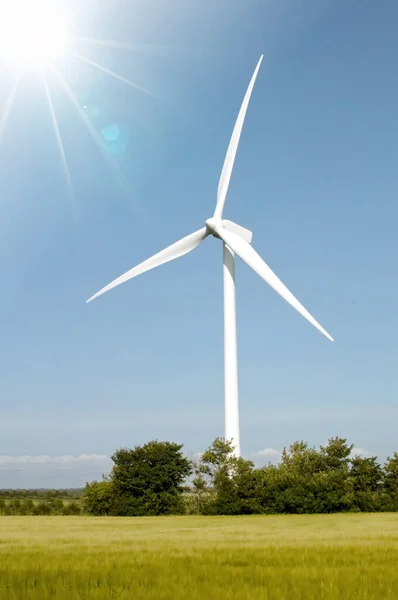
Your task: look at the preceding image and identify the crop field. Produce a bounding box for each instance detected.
[0,514,398,599]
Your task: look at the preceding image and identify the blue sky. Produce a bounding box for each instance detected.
[0,0,397,487]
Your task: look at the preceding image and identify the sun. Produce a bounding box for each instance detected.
[0,4,156,202]
[1,1,67,69]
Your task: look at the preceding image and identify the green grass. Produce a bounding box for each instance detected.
[1,514,398,599]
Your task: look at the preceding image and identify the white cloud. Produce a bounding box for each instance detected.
[254,448,281,457]
[350,447,371,457]
[0,455,113,488]
[0,454,110,465]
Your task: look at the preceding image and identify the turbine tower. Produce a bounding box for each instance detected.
[87,56,334,457]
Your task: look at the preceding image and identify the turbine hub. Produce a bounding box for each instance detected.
[205,217,223,236]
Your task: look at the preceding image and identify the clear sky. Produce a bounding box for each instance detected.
[0,0,397,488]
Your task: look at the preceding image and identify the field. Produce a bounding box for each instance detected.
[1,514,398,599]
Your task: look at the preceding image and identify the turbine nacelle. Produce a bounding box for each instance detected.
[206,218,253,245]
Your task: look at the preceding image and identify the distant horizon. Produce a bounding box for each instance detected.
[0,442,393,489]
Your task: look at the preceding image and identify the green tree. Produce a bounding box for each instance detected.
[256,438,354,514]
[314,437,353,513]
[276,441,323,513]
[350,456,382,492]
[32,501,51,515]
[197,438,258,515]
[9,498,21,515]
[382,453,398,510]
[111,441,192,516]
[21,498,34,515]
[82,480,115,516]
[198,438,239,515]
[47,497,64,515]
[320,437,353,471]
[190,454,213,515]
[44,490,59,500]
[349,455,383,512]
[231,456,260,514]
[63,500,81,515]
[280,441,324,476]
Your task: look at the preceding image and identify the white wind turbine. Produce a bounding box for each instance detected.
[87,55,334,457]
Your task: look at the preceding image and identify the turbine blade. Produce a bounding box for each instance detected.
[214,55,263,220]
[216,227,334,342]
[87,227,208,303]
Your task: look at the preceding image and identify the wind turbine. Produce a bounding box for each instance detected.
[87,55,333,457]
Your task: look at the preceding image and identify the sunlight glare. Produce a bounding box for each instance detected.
[0,72,20,138]
[1,1,67,68]
[42,73,74,201]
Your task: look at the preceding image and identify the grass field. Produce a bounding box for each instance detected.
[1,514,398,599]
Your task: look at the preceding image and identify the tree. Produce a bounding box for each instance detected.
[198,437,239,515]
[382,453,398,510]
[231,456,260,514]
[320,437,353,472]
[63,500,81,515]
[190,454,213,515]
[82,480,114,516]
[349,455,383,512]
[110,441,192,516]
[274,441,323,513]
[32,501,51,515]
[314,438,353,513]
[9,499,21,515]
[255,438,354,514]
[47,497,64,515]
[196,438,258,515]
[21,498,34,515]
[280,441,324,476]
[350,456,382,493]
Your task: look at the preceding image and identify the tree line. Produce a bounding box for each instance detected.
[1,437,397,516]
[82,437,398,516]
[0,488,82,515]
[0,497,81,515]
[0,489,82,499]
